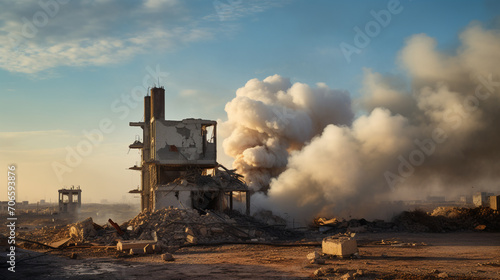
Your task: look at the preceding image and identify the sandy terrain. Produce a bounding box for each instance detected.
[2,231,499,280]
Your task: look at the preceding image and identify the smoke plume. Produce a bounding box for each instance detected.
[222,22,500,221]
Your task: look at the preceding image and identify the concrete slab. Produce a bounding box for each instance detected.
[322,236,358,257]
[117,240,156,251]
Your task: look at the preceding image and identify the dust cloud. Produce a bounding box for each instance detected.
[221,23,500,222]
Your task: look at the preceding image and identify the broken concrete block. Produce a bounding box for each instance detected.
[307,251,319,261]
[322,236,358,257]
[117,240,156,251]
[144,244,154,254]
[161,253,175,261]
[438,272,449,278]
[306,251,325,264]
[490,195,500,210]
[186,235,197,244]
[341,272,353,280]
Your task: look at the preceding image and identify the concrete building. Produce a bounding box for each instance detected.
[473,192,494,207]
[58,186,82,214]
[129,87,250,214]
[490,195,500,210]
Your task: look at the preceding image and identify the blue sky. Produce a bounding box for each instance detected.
[0,0,499,203]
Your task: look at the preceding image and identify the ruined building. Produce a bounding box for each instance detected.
[58,186,82,214]
[129,87,250,214]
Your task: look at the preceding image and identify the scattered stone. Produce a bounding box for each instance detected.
[161,253,175,261]
[341,272,353,280]
[306,251,325,264]
[475,225,486,231]
[313,268,325,277]
[353,269,363,277]
[438,272,449,278]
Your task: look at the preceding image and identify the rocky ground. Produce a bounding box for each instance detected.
[1,232,499,279]
[1,206,499,279]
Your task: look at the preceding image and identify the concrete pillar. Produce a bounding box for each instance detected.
[150,88,165,120]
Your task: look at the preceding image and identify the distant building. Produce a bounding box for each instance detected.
[490,196,500,210]
[58,186,82,214]
[459,195,472,204]
[473,192,494,207]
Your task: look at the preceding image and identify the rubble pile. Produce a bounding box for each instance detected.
[313,206,499,233]
[393,207,500,232]
[19,217,115,248]
[121,207,289,246]
[18,206,295,251]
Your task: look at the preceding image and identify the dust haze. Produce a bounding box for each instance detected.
[221,23,500,222]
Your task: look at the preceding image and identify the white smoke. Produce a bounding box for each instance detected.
[222,74,353,191]
[222,22,500,221]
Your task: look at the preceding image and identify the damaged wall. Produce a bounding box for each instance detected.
[153,119,217,166]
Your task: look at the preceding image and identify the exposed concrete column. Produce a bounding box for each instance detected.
[150,87,165,120]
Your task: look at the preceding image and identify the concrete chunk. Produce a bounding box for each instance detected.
[161,253,175,261]
[306,251,325,264]
[322,236,358,257]
[186,234,197,244]
[117,240,156,251]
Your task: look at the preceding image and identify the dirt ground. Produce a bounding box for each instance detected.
[2,231,499,280]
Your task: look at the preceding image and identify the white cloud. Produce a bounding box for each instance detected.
[143,0,179,10]
[0,1,213,73]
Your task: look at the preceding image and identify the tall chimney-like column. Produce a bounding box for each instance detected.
[150,87,165,120]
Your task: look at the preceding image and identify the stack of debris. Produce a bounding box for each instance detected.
[312,206,499,234]
[122,207,284,246]
[19,206,295,252]
[393,206,500,232]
